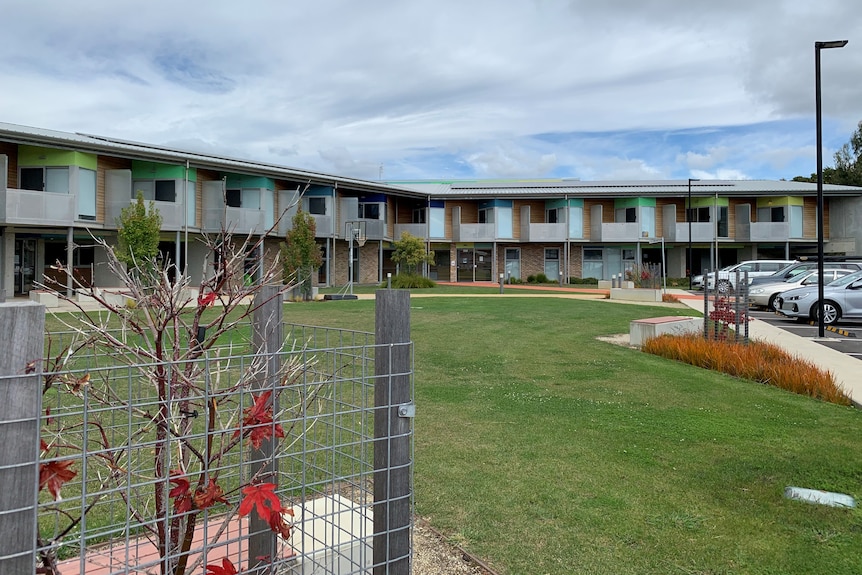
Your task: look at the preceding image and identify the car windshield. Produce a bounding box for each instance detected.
[826,269,862,287]
[771,263,798,277]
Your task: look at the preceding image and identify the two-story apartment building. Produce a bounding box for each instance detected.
[3,122,862,298]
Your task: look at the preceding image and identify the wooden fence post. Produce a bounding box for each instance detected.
[0,302,44,573]
[248,285,283,573]
[373,290,412,575]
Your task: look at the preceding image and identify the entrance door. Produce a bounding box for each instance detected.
[457,248,474,282]
[14,239,36,295]
[474,247,492,281]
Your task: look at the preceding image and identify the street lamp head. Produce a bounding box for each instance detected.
[816,40,848,50]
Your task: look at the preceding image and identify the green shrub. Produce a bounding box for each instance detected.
[535,273,550,283]
[570,277,599,285]
[526,275,536,283]
[381,273,437,289]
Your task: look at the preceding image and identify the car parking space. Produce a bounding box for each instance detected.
[748,307,862,361]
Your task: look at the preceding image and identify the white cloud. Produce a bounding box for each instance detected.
[1,0,860,180]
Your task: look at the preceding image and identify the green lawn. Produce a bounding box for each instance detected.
[281,294,862,575]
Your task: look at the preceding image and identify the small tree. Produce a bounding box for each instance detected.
[281,210,323,301]
[391,231,434,275]
[36,230,314,575]
[117,192,163,271]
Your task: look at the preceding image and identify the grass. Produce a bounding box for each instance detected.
[277,295,862,575]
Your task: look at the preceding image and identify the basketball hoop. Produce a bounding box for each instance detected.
[356,234,367,247]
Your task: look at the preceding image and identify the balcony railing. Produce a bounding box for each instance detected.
[522,222,567,242]
[454,223,496,242]
[394,223,428,239]
[1,188,76,225]
[592,222,640,242]
[669,222,715,242]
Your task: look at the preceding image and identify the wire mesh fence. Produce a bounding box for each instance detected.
[1,300,413,575]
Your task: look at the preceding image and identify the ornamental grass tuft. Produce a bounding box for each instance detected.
[642,334,851,406]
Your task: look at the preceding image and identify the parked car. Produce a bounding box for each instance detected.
[748,259,862,288]
[703,260,794,294]
[748,269,856,310]
[774,269,862,325]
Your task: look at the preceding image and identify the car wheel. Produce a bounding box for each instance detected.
[812,301,841,326]
[767,293,779,311]
[717,279,732,294]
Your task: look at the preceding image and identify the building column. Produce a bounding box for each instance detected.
[66,227,74,297]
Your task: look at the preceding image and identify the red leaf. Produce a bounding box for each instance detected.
[194,478,229,510]
[238,482,282,524]
[198,292,217,307]
[268,507,295,539]
[169,471,193,514]
[39,459,77,500]
[205,557,238,575]
[234,391,284,449]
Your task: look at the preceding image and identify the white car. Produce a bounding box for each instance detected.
[703,260,794,293]
[775,269,862,325]
[748,269,855,310]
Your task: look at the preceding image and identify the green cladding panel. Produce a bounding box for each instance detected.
[132,160,196,181]
[614,197,656,209]
[18,145,97,170]
[756,196,803,207]
[224,173,274,190]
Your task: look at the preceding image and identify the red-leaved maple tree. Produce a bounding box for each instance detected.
[35,226,322,575]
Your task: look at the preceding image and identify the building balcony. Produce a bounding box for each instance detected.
[590,222,641,242]
[454,222,497,242]
[1,188,77,225]
[521,222,568,242]
[394,223,429,239]
[667,222,715,242]
[310,214,333,237]
[739,221,791,242]
[735,204,791,242]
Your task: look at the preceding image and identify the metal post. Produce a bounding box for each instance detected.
[374,290,412,575]
[815,40,848,338]
[687,178,698,289]
[499,273,505,294]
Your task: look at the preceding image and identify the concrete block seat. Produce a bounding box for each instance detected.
[629,316,701,347]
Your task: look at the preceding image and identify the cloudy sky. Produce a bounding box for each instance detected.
[2,0,860,182]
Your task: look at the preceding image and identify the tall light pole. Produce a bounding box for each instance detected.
[687,178,699,289]
[815,39,848,338]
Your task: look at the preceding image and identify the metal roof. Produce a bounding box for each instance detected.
[4,123,862,200]
[0,122,426,198]
[388,179,862,199]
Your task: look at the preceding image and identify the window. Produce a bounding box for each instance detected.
[78,168,96,220]
[546,208,560,224]
[478,208,494,224]
[133,179,177,202]
[412,208,426,224]
[20,166,70,193]
[308,197,327,215]
[225,188,261,209]
[155,180,176,202]
[21,167,43,191]
[226,189,242,208]
[688,205,728,237]
[568,206,584,238]
[429,207,445,237]
[583,248,603,280]
[359,203,383,220]
[544,248,560,280]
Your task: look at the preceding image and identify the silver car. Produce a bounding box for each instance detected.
[775,269,862,325]
[748,269,856,310]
